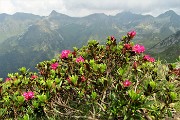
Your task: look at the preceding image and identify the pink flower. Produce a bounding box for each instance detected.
[31,75,38,80]
[76,56,85,63]
[132,44,145,54]
[124,44,131,50]
[51,62,59,70]
[60,50,71,59]
[123,80,132,87]
[23,91,34,101]
[81,76,86,82]
[110,36,115,41]
[67,77,71,83]
[127,30,136,38]
[143,55,155,62]
[149,57,155,62]
[5,78,11,82]
[143,55,151,61]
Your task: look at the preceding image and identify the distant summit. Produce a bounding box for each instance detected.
[49,10,59,16]
[49,10,70,18]
[158,10,178,18]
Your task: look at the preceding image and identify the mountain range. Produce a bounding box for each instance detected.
[0,10,180,78]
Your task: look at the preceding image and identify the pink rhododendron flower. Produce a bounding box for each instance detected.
[123,80,132,87]
[31,75,38,80]
[67,77,71,83]
[143,55,155,62]
[149,57,155,62]
[51,62,59,70]
[60,50,71,59]
[5,78,11,82]
[23,91,34,101]
[124,44,131,50]
[76,56,85,63]
[110,36,115,41]
[132,44,145,54]
[127,30,136,38]
[81,76,86,82]
[143,55,151,61]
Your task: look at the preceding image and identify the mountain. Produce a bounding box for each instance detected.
[0,10,180,78]
[148,30,180,62]
[0,12,41,43]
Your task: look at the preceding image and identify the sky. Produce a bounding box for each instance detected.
[0,0,180,17]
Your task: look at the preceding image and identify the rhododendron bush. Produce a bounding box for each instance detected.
[0,31,179,119]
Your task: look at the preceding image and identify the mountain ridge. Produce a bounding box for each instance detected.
[0,10,180,78]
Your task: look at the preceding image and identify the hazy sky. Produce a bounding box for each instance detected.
[0,0,180,17]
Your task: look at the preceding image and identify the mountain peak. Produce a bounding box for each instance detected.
[165,10,177,15]
[49,10,70,18]
[158,10,178,17]
[50,10,59,16]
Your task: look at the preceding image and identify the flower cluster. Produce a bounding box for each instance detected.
[123,80,132,87]
[60,50,71,59]
[127,30,136,38]
[30,75,38,80]
[110,36,116,41]
[67,77,71,83]
[124,44,132,50]
[143,55,155,62]
[23,91,34,101]
[132,44,145,54]
[5,78,11,82]
[76,56,85,63]
[51,62,59,70]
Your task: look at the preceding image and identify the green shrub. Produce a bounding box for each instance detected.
[0,31,179,120]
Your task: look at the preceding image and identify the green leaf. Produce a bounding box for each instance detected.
[14,79,21,86]
[55,78,61,84]
[19,67,27,75]
[73,47,78,51]
[149,81,156,89]
[78,91,84,97]
[46,79,54,88]
[79,67,83,74]
[89,59,95,66]
[170,92,177,101]
[23,114,29,120]
[167,109,172,117]
[92,64,98,72]
[141,100,154,109]
[128,90,139,101]
[70,75,78,85]
[99,64,107,73]
[88,40,99,47]
[40,79,46,86]
[32,101,39,108]
[117,68,125,76]
[37,94,47,102]
[91,91,97,100]
[17,96,25,104]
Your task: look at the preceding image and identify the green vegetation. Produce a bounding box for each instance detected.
[1,10,180,78]
[0,32,179,119]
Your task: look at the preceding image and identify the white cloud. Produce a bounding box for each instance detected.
[0,0,180,16]
[0,0,16,14]
[0,0,66,16]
